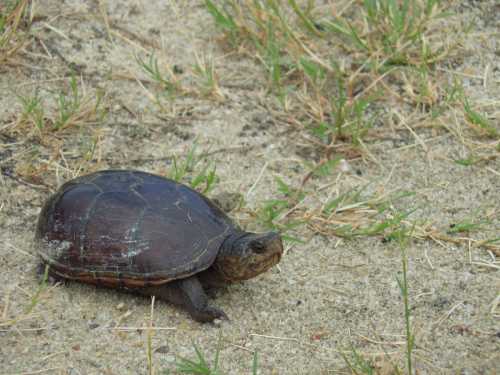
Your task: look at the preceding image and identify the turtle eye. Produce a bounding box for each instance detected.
[250,240,267,254]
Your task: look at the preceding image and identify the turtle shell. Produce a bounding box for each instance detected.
[36,170,236,288]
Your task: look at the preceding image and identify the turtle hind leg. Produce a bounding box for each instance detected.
[36,263,65,285]
[141,276,228,323]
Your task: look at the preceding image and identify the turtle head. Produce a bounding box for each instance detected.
[215,232,283,282]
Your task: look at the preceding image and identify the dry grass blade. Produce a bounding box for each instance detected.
[414,225,500,256]
[4,367,65,375]
[111,326,175,331]
[146,296,155,375]
[0,0,30,64]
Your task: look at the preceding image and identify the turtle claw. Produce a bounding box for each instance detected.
[191,306,228,323]
[213,308,229,322]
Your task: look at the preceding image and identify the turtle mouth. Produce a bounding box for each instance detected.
[220,251,282,282]
[245,251,282,278]
[260,253,281,271]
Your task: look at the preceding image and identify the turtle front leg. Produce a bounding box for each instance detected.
[142,276,228,323]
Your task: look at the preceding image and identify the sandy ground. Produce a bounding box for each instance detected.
[0,1,499,374]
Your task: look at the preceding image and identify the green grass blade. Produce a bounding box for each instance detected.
[205,0,237,32]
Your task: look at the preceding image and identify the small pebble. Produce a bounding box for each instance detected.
[339,159,351,172]
[154,345,169,354]
[212,318,223,326]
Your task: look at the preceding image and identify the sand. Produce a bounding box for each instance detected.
[0,0,499,374]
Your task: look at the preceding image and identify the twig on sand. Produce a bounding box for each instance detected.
[110,326,176,331]
[249,333,300,342]
[5,368,64,375]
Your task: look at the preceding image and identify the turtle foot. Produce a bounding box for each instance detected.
[190,305,229,323]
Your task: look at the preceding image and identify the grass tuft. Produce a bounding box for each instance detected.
[16,75,106,133]
[174,332,223,375]
[202,0,500,171]
[169,333,259,375]
[166,141,219,195]
[136,53,182,98]
[193,53,225,100]
[3,76,106,185]
[462,97,498,139]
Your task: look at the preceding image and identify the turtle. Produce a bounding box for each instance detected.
[35,170,283,322]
